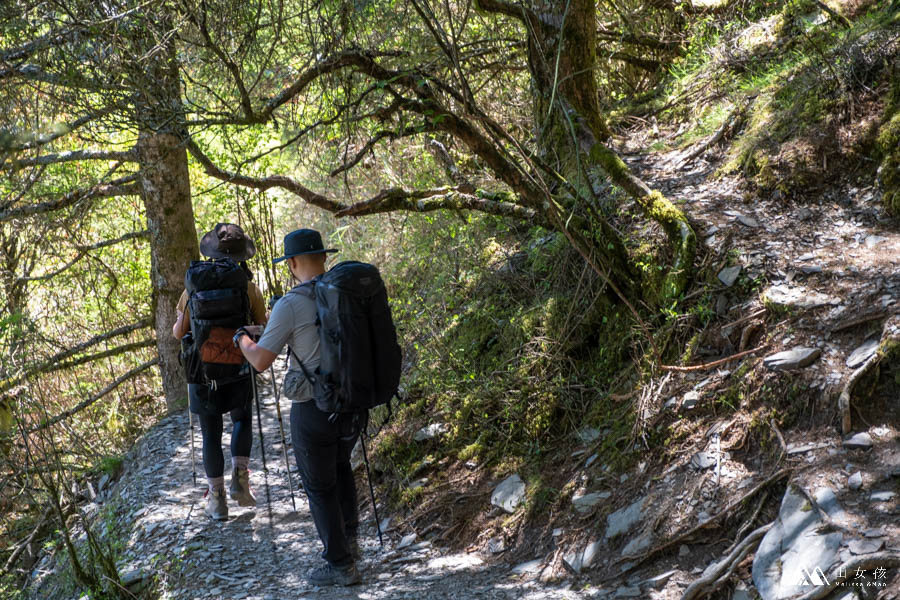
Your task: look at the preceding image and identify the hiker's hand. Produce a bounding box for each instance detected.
[243,325,263,339]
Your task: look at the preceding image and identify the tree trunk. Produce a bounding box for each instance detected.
[134,28,199,413]
[526,0,695,304]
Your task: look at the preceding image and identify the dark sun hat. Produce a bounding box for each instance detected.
[199,223,257,262]
[272,229,338,264]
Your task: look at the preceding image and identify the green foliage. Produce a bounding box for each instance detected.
[372,210,638,503]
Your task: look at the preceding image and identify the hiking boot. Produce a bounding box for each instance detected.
[229,467,257,507]
[205,488,228,521]
[307,562,361,587]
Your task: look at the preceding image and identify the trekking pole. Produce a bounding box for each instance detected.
[251,368,274,523]
[251,368,268,473]
[188,406,197,486]
[269,364,297,511]
[359,431,383,547]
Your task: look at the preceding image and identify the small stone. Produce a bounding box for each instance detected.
[690,451,716,470]
[606,497,646,539]
[849,539,884,554]
[413,423,448,442]
[641,569,677,590]
[865,235,887,248]
[511,559,543,574]
[397,533,417,549]
[491,474,526,513]
[487,537,507,554]
[763,347,821,370]
[736,215,759,228]
[846,339,879,369]
[679,545,690,557]
[682,391,700,410]
[614,586,642,598]
[863,527,886,538]
[717,265,742,287]
[848,472,863,490]
[576,427,601,444]
[800,265,823,274]
[621,533,652,556]
[843,432,873,449]
[870,491,896,502]
[573,491,611,514]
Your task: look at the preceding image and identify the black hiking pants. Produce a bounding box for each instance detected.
[290,400,361,567]
[196,406,253,478]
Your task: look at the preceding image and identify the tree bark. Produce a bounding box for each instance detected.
[134,27,199,413]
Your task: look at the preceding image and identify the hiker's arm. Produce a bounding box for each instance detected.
[236,334,277,371]
[172,310,189,339]
[172,291,189,339]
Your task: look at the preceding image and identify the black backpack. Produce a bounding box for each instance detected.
[287,260,402,418]
[181,258,250,388]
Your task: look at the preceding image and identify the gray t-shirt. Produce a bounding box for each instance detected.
[257,286,319,401]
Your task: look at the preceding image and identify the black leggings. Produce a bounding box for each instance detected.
[196,407,252,478]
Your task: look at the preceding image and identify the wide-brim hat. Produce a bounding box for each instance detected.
[199,223,257,262]
[272,228,338,264]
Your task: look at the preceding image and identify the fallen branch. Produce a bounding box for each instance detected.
[721,308,768,332]
[812,0,852,28]
[681,522,772,600]
[674,105,744,168]
[617,468,791,573]
[829,310,888,333]
[660,343,768,372]
[789,553,900,600]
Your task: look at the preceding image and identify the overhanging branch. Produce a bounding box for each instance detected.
[335,187,539,222]
[17,230,149,282]
[28,357,159,433]
[187,139,347,213]
[0,318,153,394]
[8,148,138,170]
[0,174,140,223]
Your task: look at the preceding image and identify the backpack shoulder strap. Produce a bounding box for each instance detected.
[285,280,316,299]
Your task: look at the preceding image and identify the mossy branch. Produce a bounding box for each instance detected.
[588,142,696,302]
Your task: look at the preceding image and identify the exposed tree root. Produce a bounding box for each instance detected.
[680,522,772,600]
[617,468,791,573]
[838,316,900,434]
[789,553,900,600]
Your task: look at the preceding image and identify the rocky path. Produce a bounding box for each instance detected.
[26,151,900,600]
[27,363,586,600]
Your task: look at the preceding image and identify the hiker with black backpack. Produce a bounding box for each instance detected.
[234,228,401,587]
[172,223,268,521]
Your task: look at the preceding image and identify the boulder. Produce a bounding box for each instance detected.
[752,485,842,600]
[763,284,838,310]
[491,474,526,513]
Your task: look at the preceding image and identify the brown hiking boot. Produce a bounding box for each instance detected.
[229,467,257,507]
[308,562,361,587]
[205,488,228,521]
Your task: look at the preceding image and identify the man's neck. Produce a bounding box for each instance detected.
[294,266,325,283]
